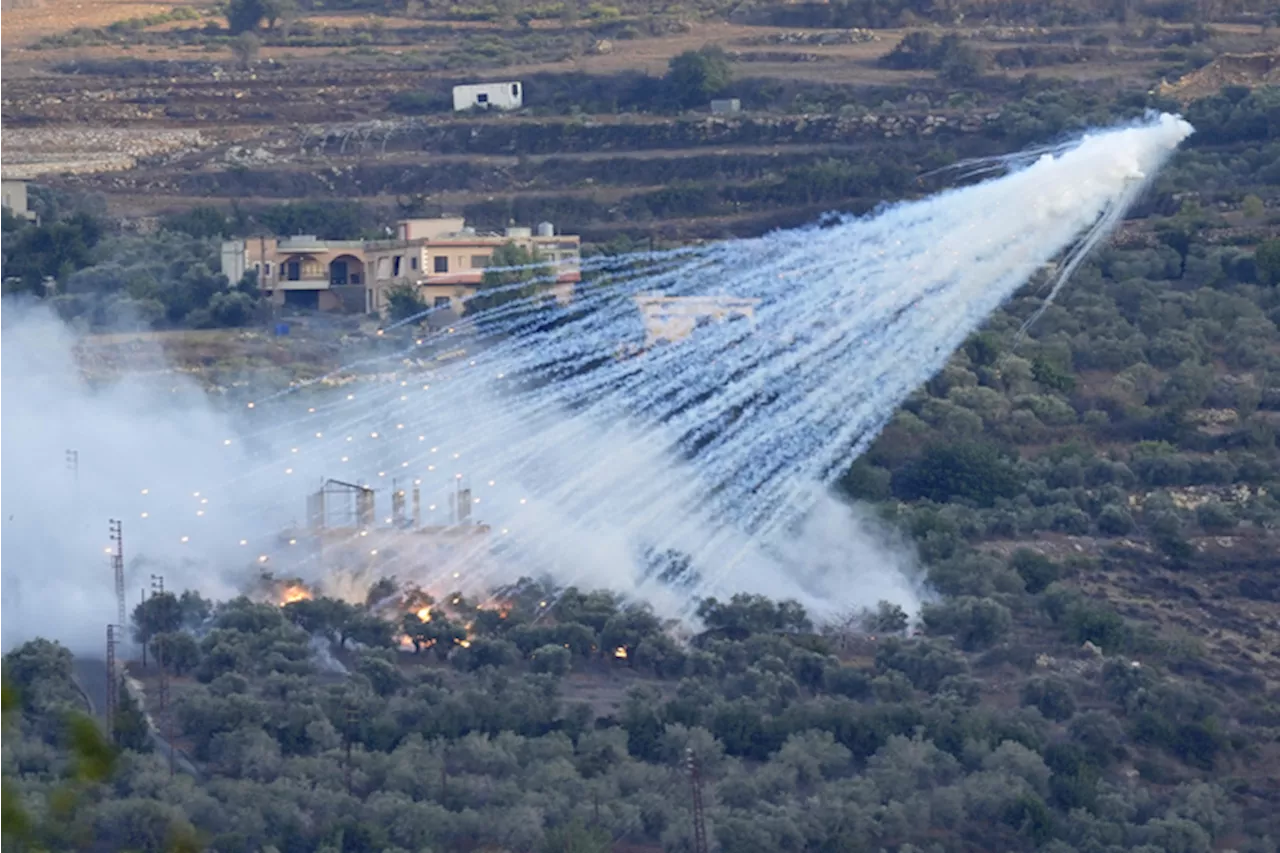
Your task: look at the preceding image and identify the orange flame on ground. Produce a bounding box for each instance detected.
[416,606,432,622]
[614,647,628,659]
[279,584,312,605]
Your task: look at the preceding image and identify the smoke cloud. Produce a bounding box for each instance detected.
[0,304,252,651]
[1,114,1193,653]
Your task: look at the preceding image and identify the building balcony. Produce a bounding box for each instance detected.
[275,277,332,291]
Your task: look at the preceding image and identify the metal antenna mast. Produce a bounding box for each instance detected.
[687,747,709,853]
[109,520,126,629]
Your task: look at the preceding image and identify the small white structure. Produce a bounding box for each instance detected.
[710,98,741,114]
[453,81,523,112]
[1,179,36,222]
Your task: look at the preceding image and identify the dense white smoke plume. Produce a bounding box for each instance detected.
[1,306,258,652]
[0,114,1193,653]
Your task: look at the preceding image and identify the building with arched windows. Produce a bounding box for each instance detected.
[220,218,580,317]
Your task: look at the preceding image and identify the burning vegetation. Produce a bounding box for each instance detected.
[249,570,854,682]
[251,572,716,671]
[279,584,313,605]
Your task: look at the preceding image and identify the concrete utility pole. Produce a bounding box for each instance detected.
[150,574,173,776]
[687,747,708,853]
[106,624,119,742]
[140,588,147,667]
[109,519,126,630]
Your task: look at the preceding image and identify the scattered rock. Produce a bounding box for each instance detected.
[1,127,205,179]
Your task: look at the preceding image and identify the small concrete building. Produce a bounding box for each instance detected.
[634,294,759,348]
[1,179,37,223]
[453,81,524,112]
[710,98,742,114]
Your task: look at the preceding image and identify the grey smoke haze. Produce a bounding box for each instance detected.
[1,302,269,653]
[1,300,927,654]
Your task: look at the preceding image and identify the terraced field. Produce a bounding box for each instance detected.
[5,9,1273,244]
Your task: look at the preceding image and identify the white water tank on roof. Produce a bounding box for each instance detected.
[536,221,554,237]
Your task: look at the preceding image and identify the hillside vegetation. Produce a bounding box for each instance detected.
[3,0,1280,851]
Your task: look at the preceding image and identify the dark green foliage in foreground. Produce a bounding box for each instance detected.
[1,662,194,852]
[2,555,1267,853]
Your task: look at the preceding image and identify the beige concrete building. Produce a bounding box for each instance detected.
[220,218,581,317]
[634,294,760,347]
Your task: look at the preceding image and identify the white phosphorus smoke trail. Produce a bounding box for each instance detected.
[0,113,1193,650]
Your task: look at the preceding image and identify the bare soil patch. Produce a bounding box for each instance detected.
[1,0,207,47]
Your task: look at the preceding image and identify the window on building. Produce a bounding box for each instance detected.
[434,296,451,309]
[477,93,489,104]
[393,256,402,277]
[263,262,272,278]
[511,83,519,97]
[471,255,490,268]
[434,256,449,273]
[410,256,419,270]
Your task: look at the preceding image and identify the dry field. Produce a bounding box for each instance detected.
[0,0,207,47]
